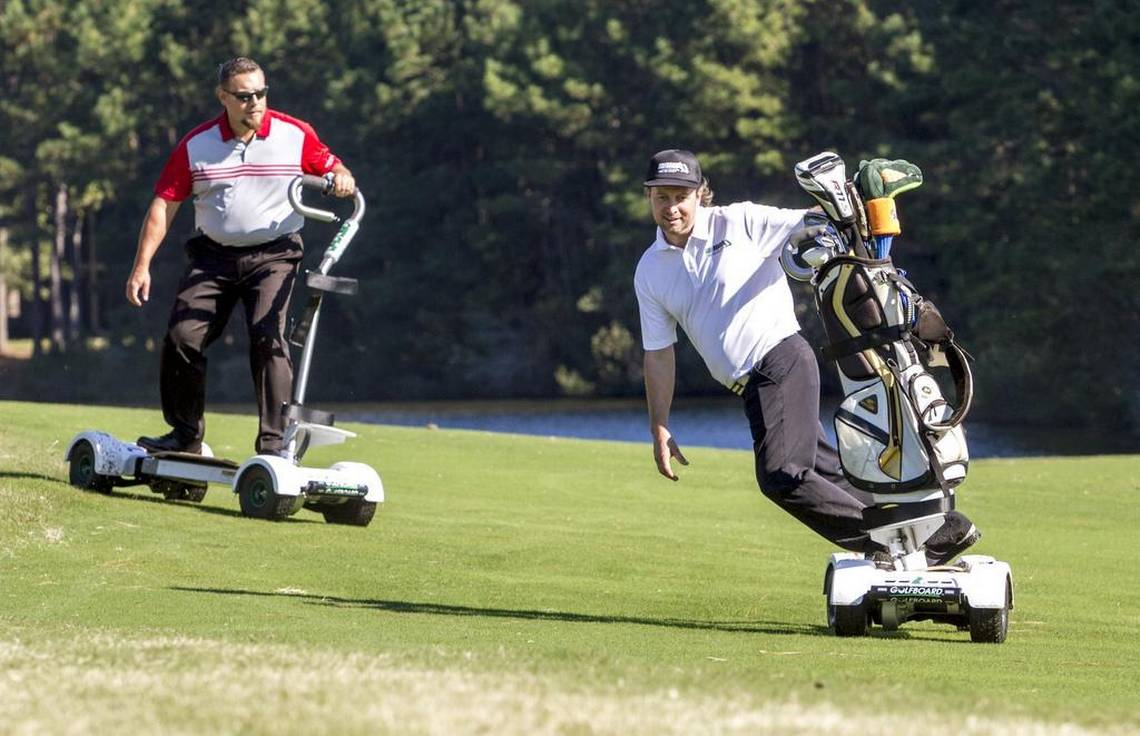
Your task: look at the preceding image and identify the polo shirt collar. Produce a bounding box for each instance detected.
[651,205,712,252]
[218,109,274,142]
[690,205,711,242]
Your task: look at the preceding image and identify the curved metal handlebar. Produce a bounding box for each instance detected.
[288,175,366,223]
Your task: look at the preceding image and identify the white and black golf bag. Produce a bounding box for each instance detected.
[814,254,973,494]
[783,152,974,500]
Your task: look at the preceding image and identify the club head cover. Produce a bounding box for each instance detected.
[795,152,855,223]
[856,158,923,200]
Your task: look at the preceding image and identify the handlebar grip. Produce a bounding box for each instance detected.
[300,174,331,193]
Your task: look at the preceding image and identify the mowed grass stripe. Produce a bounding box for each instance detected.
[0,633,1126,736]
[1,400,1139,733]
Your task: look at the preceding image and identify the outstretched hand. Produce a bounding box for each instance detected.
[652,427,689,481]
[125,265,151,306]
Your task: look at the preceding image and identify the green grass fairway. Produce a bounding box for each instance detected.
[2,400,1139,734]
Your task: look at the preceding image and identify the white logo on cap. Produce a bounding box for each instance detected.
[657,162,690,175]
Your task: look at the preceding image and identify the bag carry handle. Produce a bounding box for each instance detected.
[934,340,974,430]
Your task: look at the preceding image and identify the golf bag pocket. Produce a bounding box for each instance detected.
[902,364,969,485]
[834,383,936,492]
[906,366,950,430]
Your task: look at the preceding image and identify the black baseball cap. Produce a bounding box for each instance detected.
[644,149,702,188]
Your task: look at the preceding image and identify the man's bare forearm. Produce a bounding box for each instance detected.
[133,197,179,270]
[643,346,676,434]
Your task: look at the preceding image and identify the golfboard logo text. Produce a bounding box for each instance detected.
[889,586,944,596]
[872,585,959,600]
[304,480,367,497]
[656,162,690,175]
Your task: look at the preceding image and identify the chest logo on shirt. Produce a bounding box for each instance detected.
[707,239,733,255]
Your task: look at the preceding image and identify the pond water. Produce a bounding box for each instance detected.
[338,397,1126,459]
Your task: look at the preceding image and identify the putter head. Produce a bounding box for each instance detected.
[795,152,856,224]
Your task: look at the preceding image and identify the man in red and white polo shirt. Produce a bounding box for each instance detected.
[126,57,355,456]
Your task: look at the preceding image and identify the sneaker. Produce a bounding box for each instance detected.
[924,510,981,566]
[137,431,202,455]
[867,549,896,569]
[859,542,894,568]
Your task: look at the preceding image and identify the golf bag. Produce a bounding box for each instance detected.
[784,153,974,496]
[814,254,972,494]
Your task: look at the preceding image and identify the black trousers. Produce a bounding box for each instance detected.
[159,232,303,454]
[743,332,876,552]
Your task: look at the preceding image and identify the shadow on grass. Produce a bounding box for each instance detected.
[100,490,247,519]
[32,469,321,523]
[67,485,321,523]
[173,587,979,642]
[0,470,66,483]
[1,470,242,518]
[172,585,828,636]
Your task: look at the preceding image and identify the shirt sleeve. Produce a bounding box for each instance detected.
[634,267,678,351]
[741,202,810,259]
[297,119,342,175]
[153,140,192,201]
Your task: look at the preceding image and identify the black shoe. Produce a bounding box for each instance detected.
[859,542,894,568]
[924,511,981,566]
[137,432,202,455]
[867,549,896,569]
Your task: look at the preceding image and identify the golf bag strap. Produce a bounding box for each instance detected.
[925,435,954,498]
[886,269,917,292]
[926,340,974,430]
[885,360,954,499]
[289,293,322,347]
[820,324,909,362]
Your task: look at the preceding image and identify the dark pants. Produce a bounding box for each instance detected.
[160,233,303,454]
[743,333,876,552]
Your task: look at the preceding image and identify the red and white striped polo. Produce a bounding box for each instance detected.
[154,109,341,246]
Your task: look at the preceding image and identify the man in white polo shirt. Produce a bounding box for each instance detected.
[634,149,979,563]
[125,57,355,456]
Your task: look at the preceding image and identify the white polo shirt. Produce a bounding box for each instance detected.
[154,109,341,246]
[634,202,807,388]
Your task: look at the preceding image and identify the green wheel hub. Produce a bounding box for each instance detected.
[247,477,271,508]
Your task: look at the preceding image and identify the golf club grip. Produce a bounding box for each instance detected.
[300,174,332,193]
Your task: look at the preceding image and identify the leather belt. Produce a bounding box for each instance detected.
[728,374,751,396]
[729,360,767,395]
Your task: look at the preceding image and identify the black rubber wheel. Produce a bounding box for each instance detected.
[68,440,113,494]
[969,605,1009,643]
[321,499,377,527]
[968,576,1011,643]
[824,565,870,637]
[831,602,871,637]
[237,466,296,521]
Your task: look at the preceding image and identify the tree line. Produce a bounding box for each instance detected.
[1,0,1137,436]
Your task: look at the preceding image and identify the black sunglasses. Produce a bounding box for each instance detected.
[223,86,269,103]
